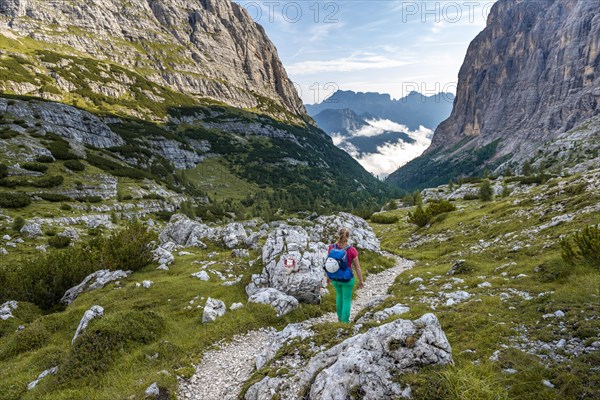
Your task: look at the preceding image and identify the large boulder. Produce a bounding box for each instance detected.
[260,226,327,304]
[72,305,104,344]
[248,288,299,317]
[310,212,381,252]
[61,270,131,305]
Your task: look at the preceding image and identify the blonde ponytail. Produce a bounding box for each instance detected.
[337,227,350,247]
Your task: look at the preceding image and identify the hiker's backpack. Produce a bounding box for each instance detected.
[324,244,354,282]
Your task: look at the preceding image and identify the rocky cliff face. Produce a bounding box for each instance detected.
[0,0,305,119]
[388,0,600,190]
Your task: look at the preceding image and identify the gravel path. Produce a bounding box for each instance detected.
[178,253,413,400]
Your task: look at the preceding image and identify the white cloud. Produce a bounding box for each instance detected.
[334,119,433,177]
[287,54,412,75]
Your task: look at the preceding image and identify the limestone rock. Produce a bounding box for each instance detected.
[72,305,104,344]
[248,288,299,317]
[202,298,226,323]
[191,271,210,281]
[0,300,18,320]
[357,303,411,324]
[311,212,381,252]
[255,322,314,369]
[27,366,58,391]
[153,246,175,266]
[231,248,250,258]
[20,222,43,238]
[300,314,452,399]
[61,269,131,305]
[144,382,160,397]
[142,280,154,288]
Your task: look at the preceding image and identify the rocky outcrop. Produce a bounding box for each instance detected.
[245,314,453,400]
[159,214,253,249]
[72,305,104,344]
[61,269,131,305]
[0,98,124,148]
[0,0,305,118]
[389,0,600,190]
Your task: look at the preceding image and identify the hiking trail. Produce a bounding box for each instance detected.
[178,252,414,400]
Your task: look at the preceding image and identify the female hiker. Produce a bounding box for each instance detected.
[324,227,365,323]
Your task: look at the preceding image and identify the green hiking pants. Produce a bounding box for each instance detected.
[332,277,355,323]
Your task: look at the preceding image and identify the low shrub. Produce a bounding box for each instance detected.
[407,205,432,227]
[63,159,85,172]
[535,258,572,282]
[86,153,149,180]
[427,200,456,215]
[0,164,8,179]
[408,200,456,227]
[479,179,494,201]
[60,310,165,379]
[142,193,165,200]
[370,213,399,224]
[60,203,72,211]
[48,141,79,160]
[463,194,480,201]
[32,175,64,188]
[0,192,31,208]
[35,155,54,163]
[561,226,600,269]
[0,130,18,139]
[21,162,48,173]
[48,236,71,249]
[11,216,25,232]
[155,211,174,222]
[88,223,155,272]
[75,195,102,203]
[39,193,71,202]
[0,223,155,310]
[0,320,50,360]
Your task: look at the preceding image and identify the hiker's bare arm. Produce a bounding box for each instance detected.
[353,257,364,289]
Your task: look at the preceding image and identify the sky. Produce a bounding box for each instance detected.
[234,0,497,104]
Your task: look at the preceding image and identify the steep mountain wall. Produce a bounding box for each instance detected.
[388,0,600,190]
[0,0,305,118]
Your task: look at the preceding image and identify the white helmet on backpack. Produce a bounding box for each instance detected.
[324,257,340,273]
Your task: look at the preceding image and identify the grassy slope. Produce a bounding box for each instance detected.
[0,238,393,399]
[368,172,600,399]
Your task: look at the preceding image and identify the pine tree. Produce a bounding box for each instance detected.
[479,179,494,201]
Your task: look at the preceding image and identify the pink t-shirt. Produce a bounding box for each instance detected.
[328,244,358,268]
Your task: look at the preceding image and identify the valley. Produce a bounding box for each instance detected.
[1,0,599,399]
